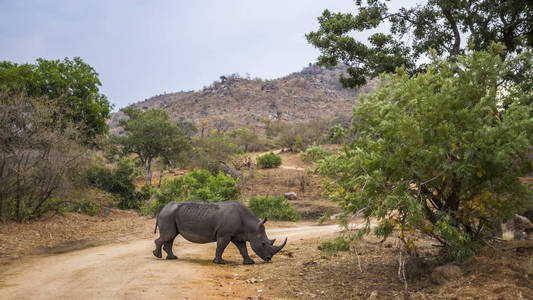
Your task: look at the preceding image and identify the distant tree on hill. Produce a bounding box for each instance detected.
[114,108,190,184]
[190,130,242,174]
[229,127,261,152]
[0,57,112,145]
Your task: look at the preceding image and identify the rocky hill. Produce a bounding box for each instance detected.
[108,64,378,134]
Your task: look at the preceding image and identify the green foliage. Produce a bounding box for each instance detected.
[248,196,300,221]
[307,0,533,90]
[328,124,347,144]
[145,170,240,216]
[0,57,111,144]
[317,212,332,225]
[86,158,142,209]
[318,46,533,259]
[300,143,331,162]
[114,108,191,184]
[257,152,282,169]
[78,200,101,216]
[320,237,350,254]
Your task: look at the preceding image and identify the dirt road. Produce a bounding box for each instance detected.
[0,224,341,300]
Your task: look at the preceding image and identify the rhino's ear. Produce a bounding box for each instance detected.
[261,217,267,225]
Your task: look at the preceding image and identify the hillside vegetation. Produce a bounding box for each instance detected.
[108,64,377,134]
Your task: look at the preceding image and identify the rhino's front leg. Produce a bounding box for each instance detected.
[233,241,254,265]
[213,236,230,264]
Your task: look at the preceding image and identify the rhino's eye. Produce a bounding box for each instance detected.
[262,242,266,246]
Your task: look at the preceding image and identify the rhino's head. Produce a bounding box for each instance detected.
[249,217,287,262]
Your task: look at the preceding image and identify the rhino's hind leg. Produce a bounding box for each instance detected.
[213,237,230,264]
[153,222,177,259]
[163,237,178,260]
[233,241,254,265]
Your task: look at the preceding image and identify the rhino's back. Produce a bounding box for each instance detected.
[175,201,244,243]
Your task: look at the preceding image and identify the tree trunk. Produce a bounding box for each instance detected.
[168,159,175,173]
[145,158,153,185]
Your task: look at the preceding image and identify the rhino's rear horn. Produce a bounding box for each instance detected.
[269,238,276,245]
[272,237,287,255]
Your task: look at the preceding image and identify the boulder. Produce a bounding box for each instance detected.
[329,213,343,220]
[284,192,297,200]
[430,264,462,285]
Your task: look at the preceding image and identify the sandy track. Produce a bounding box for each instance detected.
[0,224,341,300]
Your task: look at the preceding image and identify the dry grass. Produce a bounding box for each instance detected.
[245,233,533,299]
[0,209,154,270]
[239,151,339,219]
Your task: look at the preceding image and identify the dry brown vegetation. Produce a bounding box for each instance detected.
[108,65,378,135]
[244,233,533,299]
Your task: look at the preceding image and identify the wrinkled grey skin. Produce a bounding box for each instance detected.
[153,201,287,264]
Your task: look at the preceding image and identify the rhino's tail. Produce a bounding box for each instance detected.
[154,214,159,234]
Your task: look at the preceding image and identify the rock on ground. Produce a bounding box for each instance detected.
[430,264,462,285]
[284,192,297,200]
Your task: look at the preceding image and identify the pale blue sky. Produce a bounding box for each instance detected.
[0,1,407,110]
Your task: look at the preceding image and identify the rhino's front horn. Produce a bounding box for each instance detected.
[272,237,287,255]
[269,238,276,245]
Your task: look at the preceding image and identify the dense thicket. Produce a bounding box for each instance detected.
[318,46,533,259]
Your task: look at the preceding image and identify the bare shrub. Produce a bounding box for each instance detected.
[271,119,330,152]
[0,92,89,221]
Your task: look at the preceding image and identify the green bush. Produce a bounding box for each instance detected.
[144,170,240,216]
[317,46,533,260]
[86,158,141,209]
[320,236,351,254]
[78,200,101,216]
[256,152,282,169]
[248,196,300,221]
[300,143,331,162]
[317,212,332,225]
[328,124,347,144]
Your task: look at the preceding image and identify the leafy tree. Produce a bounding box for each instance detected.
[274,120,330,152]
[307,0,533,90]
[190,130,242,173]
[318,46,533,259]
[115,108,191,184]
[229,127,261,152]
[0,57,112,144]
